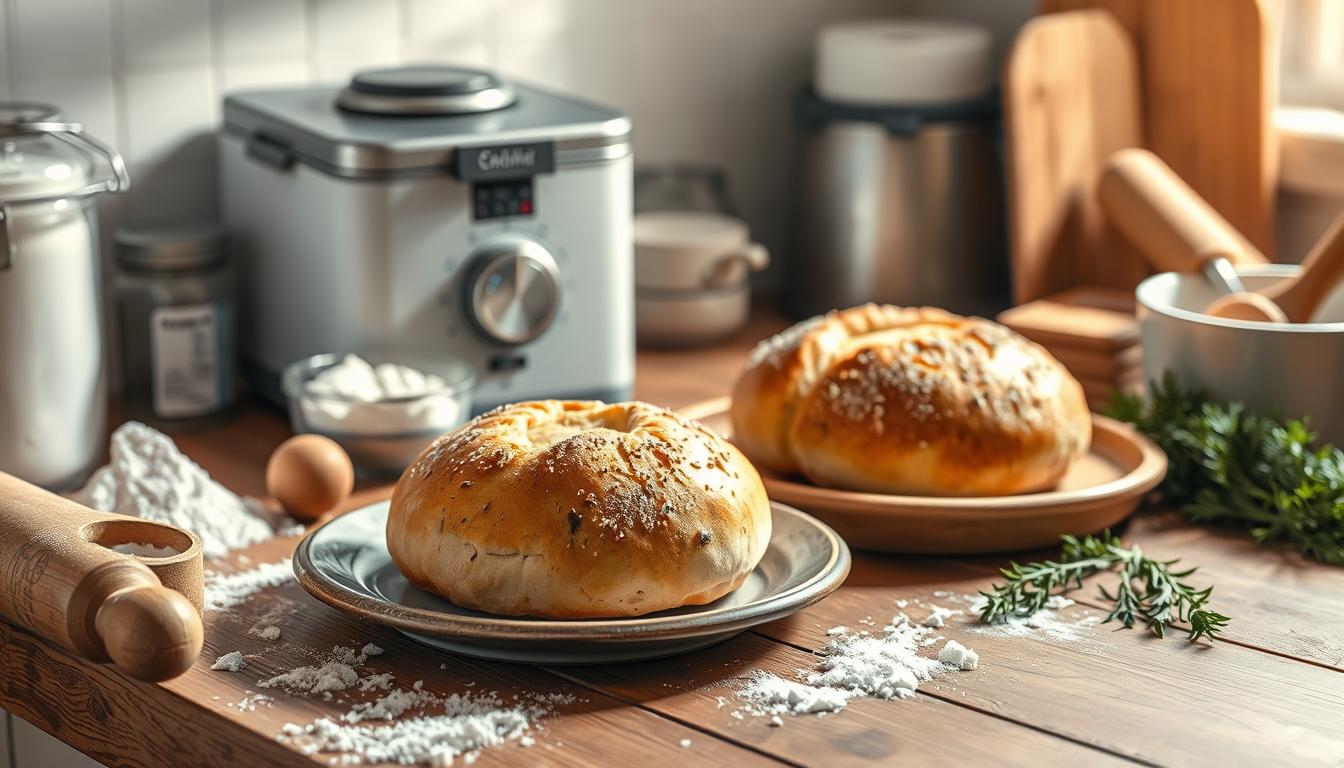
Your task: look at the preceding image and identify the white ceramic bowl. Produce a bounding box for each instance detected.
[1136,265,1344,444]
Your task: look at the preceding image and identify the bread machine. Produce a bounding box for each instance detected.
[220,65,634,411]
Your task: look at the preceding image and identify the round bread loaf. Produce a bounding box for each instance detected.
[387,400,772,618]
[731,304,1090,496]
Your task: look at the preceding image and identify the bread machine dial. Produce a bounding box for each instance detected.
[464,237,560,346]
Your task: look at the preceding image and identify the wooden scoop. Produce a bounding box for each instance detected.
[1208,211,1344,323]
[1098,148,1286,320]
[0,471,204,682]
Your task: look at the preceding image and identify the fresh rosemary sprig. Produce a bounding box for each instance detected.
[1109,372,1344,565]
[978,531,1230,642]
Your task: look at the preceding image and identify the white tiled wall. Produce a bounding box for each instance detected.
[3,0,966,253]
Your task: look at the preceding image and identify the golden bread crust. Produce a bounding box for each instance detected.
[387,400,772,618]
[731,305,1090,495]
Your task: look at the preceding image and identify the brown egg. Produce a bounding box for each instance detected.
[266,434,355,522]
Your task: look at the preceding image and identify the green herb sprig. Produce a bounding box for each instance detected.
[1109,372,1344,565]
[978,531,1230,642]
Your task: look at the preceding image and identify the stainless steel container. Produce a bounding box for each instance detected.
[784,19,1006,319]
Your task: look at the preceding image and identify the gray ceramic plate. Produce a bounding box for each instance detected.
[293,500,850,664]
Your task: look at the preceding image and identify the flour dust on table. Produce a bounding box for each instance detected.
[736,614,976,717]
[207,636,574,765]
[75,421,298,558]
[203,559,294,611]
[734,593,1102,722]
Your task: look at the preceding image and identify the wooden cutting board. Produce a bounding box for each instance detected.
[1003,10,1148,304]
[1039,0,1278,259]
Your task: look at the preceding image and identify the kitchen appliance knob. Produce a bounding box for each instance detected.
[465,238,561,346]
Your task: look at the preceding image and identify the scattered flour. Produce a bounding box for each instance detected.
[967,594,1101,644]
[678,738,692,749]
[921,605,956,628]
[938,640,979,670]
[211,651,247,672]
[229,693,273,712]
[75,422,297,558]
[249,625,282,641]
[826,626,848,636]
[204,560,294,612]
[278,690,570,766]
[736,617,977,717]
[258,645,380,698]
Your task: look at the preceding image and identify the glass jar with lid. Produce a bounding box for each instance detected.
[113,224,236,430]
[0,102,128,489]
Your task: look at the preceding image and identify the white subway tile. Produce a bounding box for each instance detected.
[121,65,216,169]
[402,0,494,68]
[492,0,573,90]
[12,71,119,146]
[312,0,401,82]
[218,0,307,61]
[12,0,114,78]
[220,57,310,94]
[118,0,212,69]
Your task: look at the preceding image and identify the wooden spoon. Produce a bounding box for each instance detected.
[1208,212,1344,323]
[1098,148,1286,320]
[0,471,204,682]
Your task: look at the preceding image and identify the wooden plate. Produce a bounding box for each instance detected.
[682,398,1167,555]
[293,500,850,665]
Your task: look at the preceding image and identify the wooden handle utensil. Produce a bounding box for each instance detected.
[0,471,204,682]
[1100,148,1288,322]
[1099,148,1269,282]
[1224,211,1344,323]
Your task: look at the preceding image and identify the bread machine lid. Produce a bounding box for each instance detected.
[223,66,631,179]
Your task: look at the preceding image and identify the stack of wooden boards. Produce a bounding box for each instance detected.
[997,287,1140,412]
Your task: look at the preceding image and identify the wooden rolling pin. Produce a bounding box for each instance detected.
[1099,148,1268,291]
[0,472,204,682]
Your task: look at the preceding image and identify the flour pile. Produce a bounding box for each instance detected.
[76,422,297,558]
[737,615,976,717]
[204,559,294,612]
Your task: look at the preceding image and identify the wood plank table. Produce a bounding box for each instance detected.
[3,314,1343,767]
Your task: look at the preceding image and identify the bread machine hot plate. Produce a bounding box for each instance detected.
[220,65,634,411]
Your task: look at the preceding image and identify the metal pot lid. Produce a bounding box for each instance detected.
[115,223,227,272]
[336,65,516,116]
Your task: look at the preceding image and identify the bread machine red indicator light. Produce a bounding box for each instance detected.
[472,179,535,220]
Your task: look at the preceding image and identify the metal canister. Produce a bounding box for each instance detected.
[783,18,1007,319]
[113,225,236,430]
[0,102,128,489]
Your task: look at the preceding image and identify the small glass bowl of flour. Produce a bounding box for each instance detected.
[282,353,474,476]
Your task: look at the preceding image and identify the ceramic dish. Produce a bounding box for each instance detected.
[293,500,850,664]
[682,398,1166,555]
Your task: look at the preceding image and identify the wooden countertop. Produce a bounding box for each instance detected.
[4,315,1344,767]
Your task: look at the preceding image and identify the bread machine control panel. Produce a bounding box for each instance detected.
[464,236,560,346]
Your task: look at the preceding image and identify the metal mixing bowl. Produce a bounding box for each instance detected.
[1136,265,1344,444]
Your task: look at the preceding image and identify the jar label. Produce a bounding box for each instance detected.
[151,304,222,418]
